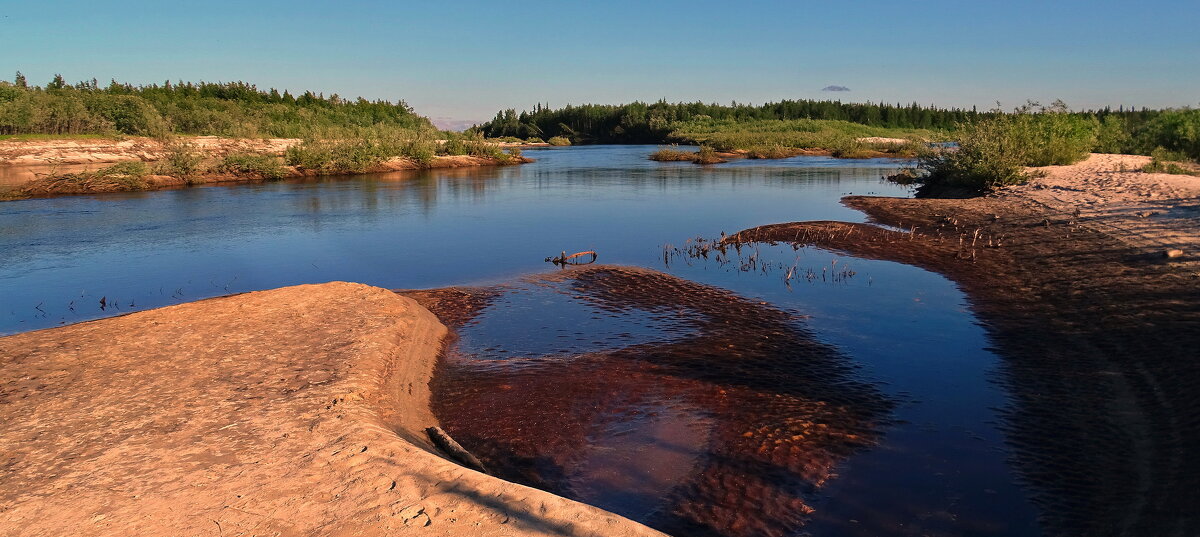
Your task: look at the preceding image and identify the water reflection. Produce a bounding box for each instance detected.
[425,266,895,537]
[0,146,911,334]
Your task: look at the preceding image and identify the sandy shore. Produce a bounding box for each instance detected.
[727,154,1199,535]
[0,282,664,537]
[1008,153,1199,255]
[0,136,533,200]
[0,136,300,167]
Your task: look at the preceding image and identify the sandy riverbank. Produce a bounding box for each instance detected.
[0,136,533,201]
[0,136,299,167]
[0,282,664,537]
[725,153,1199,535]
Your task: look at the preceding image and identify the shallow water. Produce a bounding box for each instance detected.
[0,145,1040,535]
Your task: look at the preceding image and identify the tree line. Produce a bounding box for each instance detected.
[0,73,430,138]
[475,98,1182,149]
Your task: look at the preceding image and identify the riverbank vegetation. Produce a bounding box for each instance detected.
[215,151,288,179]
[478,99,1199,177]
[0,74,533,194]
[0,73,452,171]
[649,145,726,164]
[669,118,933,157]
[912,103,1200,195]
[0,73,429,138]
[478,100,978,144]
[1143,147,1200,176]
[9,161,152,198]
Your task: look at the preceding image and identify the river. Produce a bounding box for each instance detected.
[0,145,1041,536]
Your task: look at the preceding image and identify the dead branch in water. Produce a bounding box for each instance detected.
[546,250,598,266]
[426,426,489,474]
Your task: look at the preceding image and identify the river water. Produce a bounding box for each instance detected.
[0,145,1041,536]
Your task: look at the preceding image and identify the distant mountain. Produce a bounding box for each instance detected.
[431,117,483,132]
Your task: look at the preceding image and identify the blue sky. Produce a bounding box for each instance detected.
[3,0,1197,126]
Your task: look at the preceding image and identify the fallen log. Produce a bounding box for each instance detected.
[425,426,489,474]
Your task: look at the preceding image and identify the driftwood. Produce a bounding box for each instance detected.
[546,250,598,266]
[425,426,489,474]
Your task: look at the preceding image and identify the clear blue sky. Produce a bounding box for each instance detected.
[3,0,1197,126]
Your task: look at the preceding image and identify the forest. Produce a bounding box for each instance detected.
[475,98,1177,153]
[0,72,430,138]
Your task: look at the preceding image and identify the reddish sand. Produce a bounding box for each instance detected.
[0,282,664,537]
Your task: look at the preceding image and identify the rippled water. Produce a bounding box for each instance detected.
[0,145,1040,535]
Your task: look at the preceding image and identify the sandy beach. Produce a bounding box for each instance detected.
[0,282,664,537]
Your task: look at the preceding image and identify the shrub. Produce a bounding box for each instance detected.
[1010,111,1097,166]
[1143,160,1196,175]
[649,145,725,164]
[154,140,205,181]
[526,137,545,144]
[405,138,437,164]
[19,160,151,195]
[97,160,150,179]
[649,146,697,162]
[745,143,803,159]
[1133,109,1200,162]
[285,138,380,173]
[1142,147,1200,176]
[441,136,468,155]
[914,105,1098,195]
[828,136,876,159]
[884,137,930,158]
[547,136,571,146]
[916,115,1032,195]
[694,145,725,164]
[216,152,286,179]
[466,143,500,159]
[284,125,440,173]
[1093,115,1133,154]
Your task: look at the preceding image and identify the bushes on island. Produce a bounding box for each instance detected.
[649,145,725,164]
[915,103,1098,195]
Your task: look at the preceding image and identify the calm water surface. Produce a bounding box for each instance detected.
[0,145,1040,535]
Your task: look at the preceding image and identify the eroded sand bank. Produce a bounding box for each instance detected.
[0,136,532,199]
[0,282,664,537]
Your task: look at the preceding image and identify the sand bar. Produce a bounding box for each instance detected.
[0,282,664,537]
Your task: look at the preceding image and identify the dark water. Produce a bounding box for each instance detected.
[0,145,1040,535]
